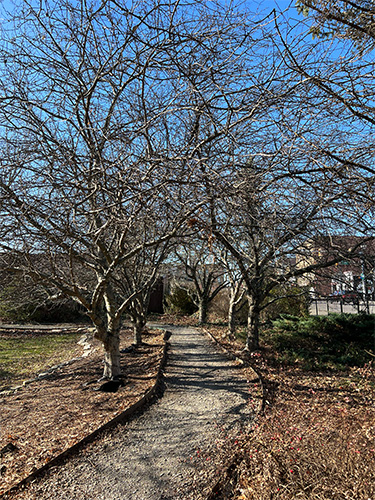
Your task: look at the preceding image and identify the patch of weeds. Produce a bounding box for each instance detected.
[230,402,375,500]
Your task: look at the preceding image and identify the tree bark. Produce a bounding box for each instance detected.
[228,296,236,337]
[102,330,121,379]
[198,299,208,324]
[133,317,146,346]
[246,295,261,350]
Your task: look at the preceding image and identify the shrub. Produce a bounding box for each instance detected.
[164,286,197,315]
[261,285,310,322]
[0,284,86,323]
[264,313,375,370]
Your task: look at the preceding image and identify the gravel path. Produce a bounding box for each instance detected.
[14,325,255,500]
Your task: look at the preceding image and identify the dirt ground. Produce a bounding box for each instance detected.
[0,327,165,496]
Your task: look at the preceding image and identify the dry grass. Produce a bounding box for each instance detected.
[232,399,375,499]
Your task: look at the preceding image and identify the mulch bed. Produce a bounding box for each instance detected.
[199,326,375,499]
[0,327,165,496]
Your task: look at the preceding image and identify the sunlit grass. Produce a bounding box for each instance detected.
[0,333,81,387]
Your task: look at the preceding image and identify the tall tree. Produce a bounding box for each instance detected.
[206,151,371,350]
[0,0,280,377]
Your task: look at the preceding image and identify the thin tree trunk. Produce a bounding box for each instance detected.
[246,296,261,350]
[228,296,236,337]
[133,317,145,346]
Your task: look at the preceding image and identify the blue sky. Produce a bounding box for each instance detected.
[246,0,300,18]
[0,0,301,19]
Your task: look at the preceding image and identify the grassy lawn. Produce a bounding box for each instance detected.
[0,332,82,388]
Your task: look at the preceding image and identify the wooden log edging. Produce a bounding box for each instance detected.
[0,331,171,500]
[203,328,267,414]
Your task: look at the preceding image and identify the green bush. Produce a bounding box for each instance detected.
[264,313,375,370]
[261,285,310,322]
[272,313,375,342]
[164,286,197,315]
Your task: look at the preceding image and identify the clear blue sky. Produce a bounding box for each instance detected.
[0,0,301,21]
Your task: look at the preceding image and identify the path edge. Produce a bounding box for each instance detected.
[202,328,271,500]
[0,329,171,500]
[202,327,267,413]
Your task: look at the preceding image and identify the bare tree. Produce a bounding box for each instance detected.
[218,250,246,338]
[205,148,372,350]
[114,237,171,346]
[0,0,281,377]
[0,0,229,378]
[173,238,227,324]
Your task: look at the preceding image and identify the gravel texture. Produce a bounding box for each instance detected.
[11,325,255,500]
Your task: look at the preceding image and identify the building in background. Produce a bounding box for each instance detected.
[296,236,375,299]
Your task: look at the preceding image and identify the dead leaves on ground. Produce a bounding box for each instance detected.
[201,325,375,500]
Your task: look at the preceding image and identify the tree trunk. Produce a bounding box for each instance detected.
[228,296,236,337]
[133,317,145,346]
[246,296,261,350]
[102,330,121,379]
[198,299,208,324]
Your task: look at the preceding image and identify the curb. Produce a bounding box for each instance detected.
[0,330,171,499]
